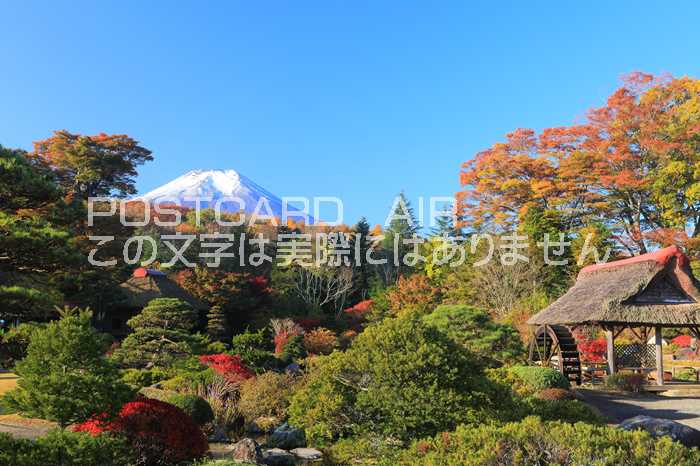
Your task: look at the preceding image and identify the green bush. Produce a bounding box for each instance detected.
[0,430,133,466]
[278,334,307,365]
[523,398,602,424]
[675,368,699,382]
[238,371,295,423]
[423,304,525,367]
[394,416,700,466]
[510,365,570,392]
[605,373,646,393]
[0,322,45,369]
[2,310,133,428]
[288,314,497,445]
[166,393,214,426]
[231,328,275,372]
[325,434,403,465]
[120,368,169,389]
[161,368,215,392]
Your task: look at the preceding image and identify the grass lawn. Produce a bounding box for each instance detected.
[0,373,18,396]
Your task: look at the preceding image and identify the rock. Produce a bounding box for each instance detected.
[619,415,700,448]
[262,448,296,466]
[228,437,263,464]
[291,447,323,462]
[267,422,306,449]
[208,425,230,443]
[285,363,301,375]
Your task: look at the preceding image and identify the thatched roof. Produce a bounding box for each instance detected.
[119,268,207,311]
[528,246,700,327]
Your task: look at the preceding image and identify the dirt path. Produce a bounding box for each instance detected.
[0,414,55,440]
[578,388,700,430]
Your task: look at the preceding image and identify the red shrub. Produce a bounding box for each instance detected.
[199,353,254,383]
[74,397,208,465]
[343,299,373,320]
[577,337,607,363]
[673,335,693,348]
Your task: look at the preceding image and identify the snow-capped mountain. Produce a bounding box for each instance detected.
[136,169,289,219]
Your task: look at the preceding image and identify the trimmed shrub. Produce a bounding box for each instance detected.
[161,368,216,393]
[230,328,275,372]
[238,371,295,423]
[121,368,169,389]
[0,430,133,466]
[325,434,403,465]
[74,397,208,465]
[167,394,214,426]
[423,304,524,367]
[510,365,570,392]
[605,373,646,393]
[395,416,700,466]
[288,314,497,445]
[524,398,602,424]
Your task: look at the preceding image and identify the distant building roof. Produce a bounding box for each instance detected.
[119,268,207,311]
[528,246,700,327]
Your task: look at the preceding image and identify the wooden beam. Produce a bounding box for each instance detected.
[606,328,616,375]
[655,326,664,386]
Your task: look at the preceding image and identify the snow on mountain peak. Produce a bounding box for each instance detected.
[135,169,287,217]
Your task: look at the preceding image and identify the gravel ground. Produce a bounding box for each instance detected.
[578,388,700,430]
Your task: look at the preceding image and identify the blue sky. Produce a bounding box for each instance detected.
[2,1,699,226]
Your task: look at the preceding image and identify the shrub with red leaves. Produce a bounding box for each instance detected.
[74,397,208,465]
[673,335,693,348]
[199,353,254,383]
[344,299,373,320]
[577,337,607,363]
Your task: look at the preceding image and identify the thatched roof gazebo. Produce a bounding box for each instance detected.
[95,267,207,336]
[527,246,700,386]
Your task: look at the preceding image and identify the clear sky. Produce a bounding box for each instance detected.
[2,1,699,226]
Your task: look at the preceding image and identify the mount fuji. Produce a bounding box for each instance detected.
[136,169,299,220]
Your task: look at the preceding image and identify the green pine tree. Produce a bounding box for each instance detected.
[382,192,419,282]
[111,298,198,368]
[349,217,374,301]
[2,308,132,428]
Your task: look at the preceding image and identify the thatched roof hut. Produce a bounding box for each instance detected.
[96,267,208,337]
[119,267,207,311]
[527,246,700,387]
[528,246,700,327]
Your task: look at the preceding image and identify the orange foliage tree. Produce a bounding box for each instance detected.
[458,73,700,255]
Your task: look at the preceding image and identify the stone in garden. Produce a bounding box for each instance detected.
[208,425,230,443]
[291,447,323,462]
[619,415,700,448]
[267,422,306,449]
[262,448,296,466]
[228,437,263,464]
[285,363,301,375]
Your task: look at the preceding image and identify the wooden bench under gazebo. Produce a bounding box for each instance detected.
[527,246,700,388]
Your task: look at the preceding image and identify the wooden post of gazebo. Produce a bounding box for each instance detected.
[605,328,616,375]
[655,326,664,386]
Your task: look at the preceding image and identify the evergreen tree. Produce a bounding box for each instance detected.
[382,192,419,282]
[2,308,132,428]
[430,203,461,238]
[206,305,228,343]
[349,217,374,302]
[111,298,198,368]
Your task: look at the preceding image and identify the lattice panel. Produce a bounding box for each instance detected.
[614,343,655,368]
